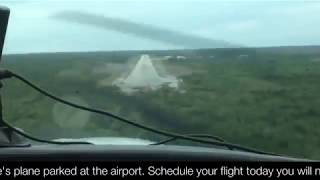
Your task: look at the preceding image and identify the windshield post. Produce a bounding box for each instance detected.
[0,6,9,63]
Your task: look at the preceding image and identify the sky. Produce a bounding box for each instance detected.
[1,0,320,54]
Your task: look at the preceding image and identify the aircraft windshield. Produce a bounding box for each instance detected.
[1,0,320,159]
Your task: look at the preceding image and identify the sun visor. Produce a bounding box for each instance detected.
[0,6,10,62]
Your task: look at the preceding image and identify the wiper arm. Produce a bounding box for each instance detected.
[151,134,225,145]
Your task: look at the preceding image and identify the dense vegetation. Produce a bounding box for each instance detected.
[2,47,320,159]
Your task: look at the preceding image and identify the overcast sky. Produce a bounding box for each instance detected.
[1,0,320,54]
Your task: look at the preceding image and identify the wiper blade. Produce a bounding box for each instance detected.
[151,134,279,156]
[151,134,225,145]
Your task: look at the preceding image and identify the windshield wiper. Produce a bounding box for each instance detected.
[151,134,276,155]
[151,134,226,146]
[0,69,281,156]
[0,120,93,147]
